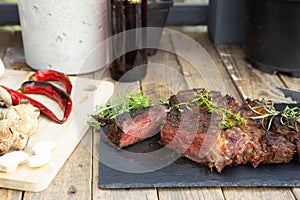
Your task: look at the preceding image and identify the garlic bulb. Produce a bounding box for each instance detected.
[0,59,5,78]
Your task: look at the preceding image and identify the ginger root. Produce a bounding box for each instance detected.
[0,104,40,155]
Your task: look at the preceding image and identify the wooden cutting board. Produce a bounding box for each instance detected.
[0,70,114,192]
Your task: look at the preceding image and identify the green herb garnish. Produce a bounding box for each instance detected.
[195,91,247,130]
[88,90,247,131]
[158,96,169,106]
[88,91,153,130]
[167,91,247,130]
[249,99,300,132]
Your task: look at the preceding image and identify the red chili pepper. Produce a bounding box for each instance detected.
[20,81,72,124]
[0,85,64,123]
[29,70,73,95]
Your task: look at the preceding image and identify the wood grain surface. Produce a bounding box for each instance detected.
[0,26,299,199]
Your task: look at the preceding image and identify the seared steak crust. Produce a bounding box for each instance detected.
[271,116,300,161]
[160,89,296,172]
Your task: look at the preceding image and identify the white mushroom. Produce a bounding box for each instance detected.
[6,104,40,136]
[0,104,40,155]
[0,119,13,155]
[0,110,5,120]
[10,130,29,150]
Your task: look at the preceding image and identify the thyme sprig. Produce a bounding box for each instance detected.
[88,90,247,131]
[88,91,153,130]
[249,99,300,132]
[195,91,247,130]
[167,91,247,130]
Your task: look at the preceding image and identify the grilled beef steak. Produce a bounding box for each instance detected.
[160,89,296,172]
[271,116,300,162]
[104,88,298,172]
[106,104,167,148]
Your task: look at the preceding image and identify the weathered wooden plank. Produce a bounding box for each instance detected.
[158,188,224,200]
[278,74,300,91]
[148,29,182,72]
[172,32,214,91]
[291,188,300,200]
[222,187,296,200]
[216,45,293,103]
[93,65,141,100]
[0,190,22,200]
[175,32,241,100]
[2,31,31,71]
[0,28,12,58]
[92,127,158,200]
[170,31,238,97]
[95,188,158,200]
[143,29,189,102]
[23,129,93,200]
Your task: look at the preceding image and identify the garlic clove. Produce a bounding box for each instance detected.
[0,160,18,173]
[10,151,29,164]
[0,151,29,173]
[0,151,29,164]
[28,151,52,168]
[31,140,56,155]
[0,58,5,78]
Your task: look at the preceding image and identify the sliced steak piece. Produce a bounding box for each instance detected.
[106,104,167,148]
[160,89,296,172]
[271,116,300,161]
[246,99,300,161]
[160,89,233,171]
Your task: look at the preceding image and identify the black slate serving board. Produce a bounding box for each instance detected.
[99,103,300,188]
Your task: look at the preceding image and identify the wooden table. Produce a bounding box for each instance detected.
[1,26,300,200]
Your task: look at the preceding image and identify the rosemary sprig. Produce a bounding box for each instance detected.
[248,99,280,131]
[249,99,300,132]
[280,106,300,132]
